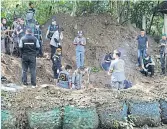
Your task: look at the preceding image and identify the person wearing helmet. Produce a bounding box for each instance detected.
[46,17,59,40]
[34,22,43,57]
[52,47,62,84]
[140,54,155,77]
[73,31,86,68]
[159,34,167,75]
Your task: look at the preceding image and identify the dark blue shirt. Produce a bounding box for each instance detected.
[137,35,148,49]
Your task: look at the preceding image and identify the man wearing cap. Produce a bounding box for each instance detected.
[108,50,125,91]
[19,28,40,87]
[46,18,59,40]
[140,54,155,77]
[159,34,167,74]
[34,22,43,57]
[136,29,149,66]
[73,31,86,68]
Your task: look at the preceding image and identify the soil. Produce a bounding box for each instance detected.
[1,13,167,128]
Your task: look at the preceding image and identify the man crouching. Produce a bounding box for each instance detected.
[140,54,155,77]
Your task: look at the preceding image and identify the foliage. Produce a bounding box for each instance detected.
[1,0,164,36]
[91,67,101,73]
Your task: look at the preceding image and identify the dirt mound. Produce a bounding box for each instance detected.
[1,14,167,129]
[1,54,54,85]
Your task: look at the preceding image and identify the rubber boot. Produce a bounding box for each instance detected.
[160,68,165,75]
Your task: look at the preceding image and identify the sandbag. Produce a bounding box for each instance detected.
[98,103,128,129]
[63,106,99,129]
[160,99,167,124]
[28,108,62,129]
[129,101,161,127]
[1,110,16,129]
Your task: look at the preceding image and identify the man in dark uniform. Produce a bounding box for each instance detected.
[16,18,26,41]
[34,22,43,57]
[46,17,59,40]
[140,54,155,77]
[19,28,40,87]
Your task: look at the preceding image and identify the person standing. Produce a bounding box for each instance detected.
[108,50,125,96]
[26,2,36,34]
[46,18,59,40]
[16,18,26,41]
[159,34,167,75]
[50,28,63,61]
[19,28,40,87]
[34,22,43,57]
[73,31,86,68]
[136,29,148,67]
[1,18,8,54]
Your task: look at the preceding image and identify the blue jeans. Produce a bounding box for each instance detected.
[76,50,85,68]
[22,55,36,85]
[138,49,146,66]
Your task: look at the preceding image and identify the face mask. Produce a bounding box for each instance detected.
[2,20,6,24]
[78,34,82,37]
[36,25,39,28]
[57,52,61,55]
[145,57,149,60]
[52,21,56,25]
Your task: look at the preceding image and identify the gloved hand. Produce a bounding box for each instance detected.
[45,35,48,40]
[57,69,60,73]
[146,64,149,68]
[72,84,75,89]
[144,68,148,72]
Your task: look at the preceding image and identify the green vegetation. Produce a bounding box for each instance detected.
[1,0,164,37]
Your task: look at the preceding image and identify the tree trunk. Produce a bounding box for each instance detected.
[71,0,77,17]
[148,12,155,34]
[142,15,146,30]
[164,14,167,35]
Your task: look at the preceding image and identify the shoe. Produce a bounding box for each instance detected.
[31,86,36,88]
[23,82,28,85]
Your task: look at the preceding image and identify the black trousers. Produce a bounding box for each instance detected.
[140,65,154,77]
[21,55,36,86]
[50,45,57,61]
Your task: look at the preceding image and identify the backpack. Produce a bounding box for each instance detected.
[124,80,132,89]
